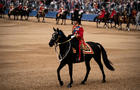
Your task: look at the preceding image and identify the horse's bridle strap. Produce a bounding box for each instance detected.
[57,38,73,45]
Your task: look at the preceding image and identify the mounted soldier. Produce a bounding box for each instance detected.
[9,4,14,14]
[57,7,65,17]
[38,3,44,14]
[70,20,86,61]
[18,3,23,10]
[110,8,116,19]
[0,2,3,9]
[36,2,48,23]
[0,2,4,18]
[98,7,106,19]
[73,5,79,22]
[23,5,28,11]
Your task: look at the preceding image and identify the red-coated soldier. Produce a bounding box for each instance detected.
[99,8,106,19]
[71,20,86,61]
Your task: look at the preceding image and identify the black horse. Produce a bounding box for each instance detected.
[8,7,20,20]
[56,10,69,25]
[71,9,84,25]
[49,28,115,88]
[20,7,32,20]
[0,5,6,18]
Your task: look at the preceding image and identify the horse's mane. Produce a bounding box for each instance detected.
[58,29,67,38]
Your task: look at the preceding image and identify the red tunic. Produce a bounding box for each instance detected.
[58,8,62,13]
[40,6,44,11]
[18,5,22,10]
[99,9,105,19]
[39,6,44,13]
[72,25,86,60]
[110,10,116,18]
[23,6,27,10]
[0,4,3,9]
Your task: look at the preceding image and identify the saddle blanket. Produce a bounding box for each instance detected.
[72,43,94,54]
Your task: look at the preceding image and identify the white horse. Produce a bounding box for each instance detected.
[136,11,140,30]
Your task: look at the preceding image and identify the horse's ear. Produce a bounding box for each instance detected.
[53,27,56,31]
[57,28,59,31]
[57,28,63,35]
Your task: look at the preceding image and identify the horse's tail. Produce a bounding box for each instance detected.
[97,43,115,71]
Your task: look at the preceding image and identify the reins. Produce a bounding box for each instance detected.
[55,38,72,62]
[57,38,73,46]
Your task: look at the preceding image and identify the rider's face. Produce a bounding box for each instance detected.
[74,21,78,25]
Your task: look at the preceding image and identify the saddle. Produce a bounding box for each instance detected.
[72,43,94,54]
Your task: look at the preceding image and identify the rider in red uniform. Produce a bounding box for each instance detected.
[99,8,106,19]
[71,20,86,61]
[0,3,3,9]
[110,8,116,19]
[39,4,44,13]
[58,7,63,13]
[23,5,27,11]
[9,4,14,14]
[57,7,64,16]
[18,3,22,10]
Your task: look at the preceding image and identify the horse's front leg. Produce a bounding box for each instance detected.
[67,63,73,88]
[20,15,23,20]
[64,19,66,25]
[96,19,99,28]
[57,61,66,86]
[14,15,16,20]
[61,19,63,25]
[37,14,40,22]
[56,19,58,24]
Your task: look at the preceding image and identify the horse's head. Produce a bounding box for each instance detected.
[49,28,66,47]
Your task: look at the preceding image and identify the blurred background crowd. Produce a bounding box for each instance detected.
[0,0,140,14]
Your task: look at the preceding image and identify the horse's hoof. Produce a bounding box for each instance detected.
[102,79,106,83]
[59,81,64,86]
[81,81,86,85]
[67,84,72,88]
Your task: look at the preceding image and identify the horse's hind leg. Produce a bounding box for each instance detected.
[64,19,66,25]
[94,54,106,83]
[81,60,91,84]
[61,19,63,25]
[42,17,45,23]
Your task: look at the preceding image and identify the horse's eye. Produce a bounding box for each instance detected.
[52,33,58,40]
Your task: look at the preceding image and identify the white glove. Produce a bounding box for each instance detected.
[71,35,75,39]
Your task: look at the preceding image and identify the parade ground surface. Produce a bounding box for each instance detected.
[0,17,140,90]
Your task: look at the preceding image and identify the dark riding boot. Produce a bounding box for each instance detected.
[76,49,85,62]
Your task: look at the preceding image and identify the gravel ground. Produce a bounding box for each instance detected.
[0,17,140,90]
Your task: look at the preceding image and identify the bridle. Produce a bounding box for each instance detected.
[52,34,73,62]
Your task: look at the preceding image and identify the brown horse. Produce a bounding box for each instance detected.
[36,9,48,23]
[56,10,69,25]
[94,12,110,28]
[118,10,130,30]
[118,9,137,31]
